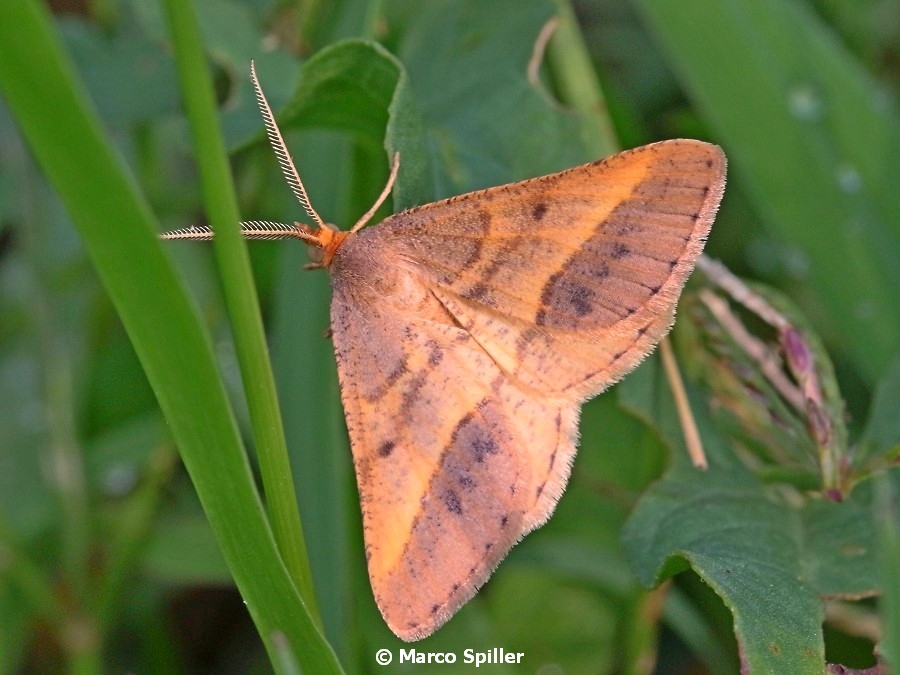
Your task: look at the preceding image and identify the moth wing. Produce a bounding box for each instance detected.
[329,279,579,641]
[377,139,726,399]
[327,139,725,641]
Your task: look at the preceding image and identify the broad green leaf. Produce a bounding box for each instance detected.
[620,356,885,674]
[386,0,589,196]
[258,39,432,211]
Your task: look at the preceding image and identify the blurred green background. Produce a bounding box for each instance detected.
[0,0,898,673]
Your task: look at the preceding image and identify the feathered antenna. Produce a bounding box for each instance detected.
[249,60,326,230]
[159,221,311,241]
[160,62,400,253]
[351,151,400,233]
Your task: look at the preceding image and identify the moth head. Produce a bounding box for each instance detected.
[306,222,349,269]
[230,220,349,270]
[242,61,397,270]
[159,61,396,273]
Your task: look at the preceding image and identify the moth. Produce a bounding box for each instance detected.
[163,63,726,641]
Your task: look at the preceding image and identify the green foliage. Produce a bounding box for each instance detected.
[620,355,895,674]
[0,0,897,673]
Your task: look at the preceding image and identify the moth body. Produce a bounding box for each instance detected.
[161,62,727,642]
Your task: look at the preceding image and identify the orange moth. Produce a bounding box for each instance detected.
[163,63,726,641]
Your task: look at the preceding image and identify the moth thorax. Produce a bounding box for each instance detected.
[329,231,430,310]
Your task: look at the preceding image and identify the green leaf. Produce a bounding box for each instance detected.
[875,474,900,670]
[859,356,900,466]
[256,39,432,211]
[386,0,589,195]
[620,357,883,674]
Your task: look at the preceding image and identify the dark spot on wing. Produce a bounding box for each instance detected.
[443,489,462,515]
[568,283,593,317]
[465,282,489,302]
[458,473,476,490]
[400,371,428,415]
[449,412,499,463]
[537,271,595,323]
[471,431,498,463]
[362,351,408,401]
[593,263,609,279]
[611,242,630,259]
[426,340,444,367]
